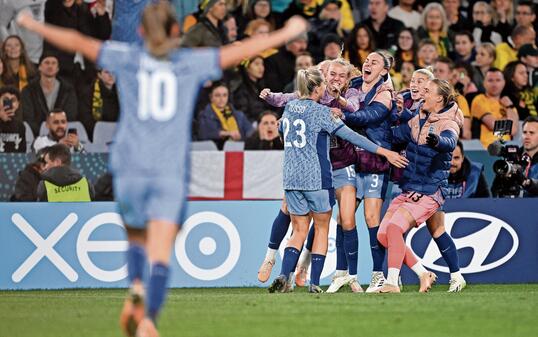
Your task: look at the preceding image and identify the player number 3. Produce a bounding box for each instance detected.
[282,118,307,148]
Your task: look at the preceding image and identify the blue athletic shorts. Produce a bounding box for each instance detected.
[332,165,357,190]
[356,172,389,200]
[114,175,187,229]
[285,189,336,215]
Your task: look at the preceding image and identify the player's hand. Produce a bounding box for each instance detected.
[331,108,343,119]
[426,133,439,148]
[283,16,309,38]
[16,10,36,30]
[384,150,409,168]
[259,88,271,100]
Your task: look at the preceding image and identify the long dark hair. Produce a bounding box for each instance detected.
[1,35,36,85]
[345,24,375,68]
[239,55,265,94]
[394,27,418,71]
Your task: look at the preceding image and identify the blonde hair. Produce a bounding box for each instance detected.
[431,78,457,105]
[329,58,353,76]
[141,1,179,58]
[477,42,497,62]
[422,3,449,34]
[473,1,498,25]
[296,67,324,99]
[413,66,435,80]
[491,0,514,25]
[244,18,273,36]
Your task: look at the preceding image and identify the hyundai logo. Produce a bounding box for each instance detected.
[406,212,519,274]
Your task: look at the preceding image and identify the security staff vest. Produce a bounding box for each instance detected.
[44,178,91,202]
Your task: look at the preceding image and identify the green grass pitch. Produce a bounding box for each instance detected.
[1,284,537,337]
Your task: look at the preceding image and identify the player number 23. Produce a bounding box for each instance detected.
[282,118,306,148]
[137,70,177,121]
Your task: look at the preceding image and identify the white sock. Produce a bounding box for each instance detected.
[411,262,427,277]
[297,248,311,269]
[450,271,463,280]
[265,248,277,262]
[386,268,400,286]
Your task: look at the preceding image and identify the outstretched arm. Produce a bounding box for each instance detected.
[17,12,101,62]
[220,16,308,69]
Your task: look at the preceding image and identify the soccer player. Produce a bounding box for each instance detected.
[395,69,467,293]
[17,2,309,336]
[267,67,408,293]
[378,79,463,293]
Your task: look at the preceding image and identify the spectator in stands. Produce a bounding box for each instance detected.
[224,14,238,42]
[308,0,343,62]
[11,147,49,202]
[393,28,418,71]
[0,86,25,153]
[491,0,514,42]
[181,0,228,47]
[197,82,253,150]
[472,1,502,46]
[452,31,476,64]
[494,25,536,71]
[233,55,272,123]
[388,0,421,30]
[283,52,314,93]
[244,110,284,150]
[360,0,404,50]
[79,68,120,139]
[320,33,343,62]
[36,144,94,202]
[21,52,78,136]
[417,39,439,68]
[471,68,519,148]
[0,58,5,89]
[263,32,308,92]
[521,116,538,197]
[518,44,538,88]
[238,0,282,37]
[0,0,46,65]
[44,0,111,87]
[344,23,375,69]
[418,3,452,57]
[394,61,415,91]
[243,19,278,59]
[434,57,472,139]
[282,0,354,33]
[446,140,491,198]
[514,1,537,34]
[33,109,84,153]
[502,61,537,120]
[472,42,496,92]
[443,0,472,34]
[0,35,37,92]
[453,61,479,97]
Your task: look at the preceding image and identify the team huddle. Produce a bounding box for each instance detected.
[257,52,467,295]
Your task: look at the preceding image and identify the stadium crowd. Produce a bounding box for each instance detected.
[0,0,537,200]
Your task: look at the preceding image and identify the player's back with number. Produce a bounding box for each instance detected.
[97,42,221,176]
[281,99,343,191]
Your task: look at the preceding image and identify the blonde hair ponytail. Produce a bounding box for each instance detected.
[296,67,324,99]
[142,1,179,58]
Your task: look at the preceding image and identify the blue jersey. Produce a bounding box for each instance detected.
[281,99,345,190]
[97,41,221,177]
[110,0,149,43]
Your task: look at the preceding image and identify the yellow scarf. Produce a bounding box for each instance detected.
[92,80,103,121]
[211,103,239,133]
[18,64,28,91]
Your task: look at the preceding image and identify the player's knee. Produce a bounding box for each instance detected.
[377,230,387,247]
[365,211,381,227]
[340,216,356,230]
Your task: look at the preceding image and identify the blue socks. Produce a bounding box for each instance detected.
[280,247,301,277]
[147,263,169,322]
[305,225,315,251]
[127,243,146,283]
[343,228,359,276]
[335,225,348,271]
[268,210,291,249]
[310,254,326,286]
[434,232,460,273]
[368,226,385,272]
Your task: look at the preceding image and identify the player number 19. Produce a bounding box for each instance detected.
[137,70,177,121]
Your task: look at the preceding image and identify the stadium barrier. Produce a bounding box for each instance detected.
[1,198,536,290]
[0,150,497,201]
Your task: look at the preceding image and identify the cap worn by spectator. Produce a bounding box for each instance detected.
[200,0,220,15]
[518,44,538,58]
[38,51,59,66]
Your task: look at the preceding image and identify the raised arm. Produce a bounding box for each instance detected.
[17,12,101,62]
[220,16,308,69]
[260,89,298,107]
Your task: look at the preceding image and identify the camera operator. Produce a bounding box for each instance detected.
[521,116,538,197]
